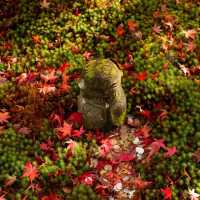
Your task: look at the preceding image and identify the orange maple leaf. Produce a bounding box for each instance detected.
[0,112,10,124]
[22,161,38,182]
[127,19,138,32]
[55,121,72,140]
[116,25,125,37]
[32,35,41,44]
[59,74,70,92]
[135,71,148,81]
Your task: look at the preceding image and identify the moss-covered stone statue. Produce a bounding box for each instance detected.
[78,58,126,130]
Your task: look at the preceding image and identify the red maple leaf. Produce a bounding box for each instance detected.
[55,121,72,140]
[152,24,161,34]
[42,192,61,200]
[164,146,177,158]
[67,112,83,125]
[116,25,125,36]
[133,177,152,189]
[185,29,197,40]
[99,139,113,157]
[22,161,38,182]
[161,187,172,200]
[40,139,53,152]
[122,62,133,70]
[78,172,96,186]
[96,184,109,196]
[39,84,56,94]
[187,41,196,52]
[49,113,63,128]
[127,19,138,32]
[135,71,148,81]
[146,139,166,161]
[4,175,16,186]
[83,51,93,60]
[59,74,70,92]
[0,112,10,124]
[116,152,135,162]
[0,195,6,200]
[18,127,32,135]
[72,126,84,138]
[135,124,151,138]
[66,140,77,155]
[59,62,70,73]
[40,69,57,83]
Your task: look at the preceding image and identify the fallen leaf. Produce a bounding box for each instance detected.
[0,112,10,124]
[99,139,113,157]
[193,148,200,163]
[116,152,135,162]
[146,139,166,161]
[188,188,200,200]
[164,146,177,158]
[32,35,41,44]
[22,161,38,182]
[39,84,56,94]
[152,24,161,34]
[72,126,84,138]
[0,195,6,200]
[78,172,96,186]
[55,121,72,140]
[59,74,70,92]
[18,127,32,135]
[127,19,138,32]
[187,41,196,52]
[67,112,83,125]
[161,187,172,200]
[49,113,63,128]
[41,192,61,200]
[40,0,50,9]
[116,24,125,36]
[185,29,197,40]
[135,71,148,81]
[135,124,151,138]
[58,62,70,73]
[83,51,93,60]
[40,69,57,83]
[4,176,16,186]
[133,177,152,189]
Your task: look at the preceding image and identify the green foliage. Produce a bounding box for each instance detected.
[66,142,89,176]
[0,127,40,182]
[71,184,100,200]
[0,81,13,100]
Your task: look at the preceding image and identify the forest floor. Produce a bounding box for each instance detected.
[0,0,200,200]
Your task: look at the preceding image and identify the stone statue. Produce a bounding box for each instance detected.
[78,58,126,130]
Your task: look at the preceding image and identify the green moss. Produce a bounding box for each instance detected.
[111,108,126,126]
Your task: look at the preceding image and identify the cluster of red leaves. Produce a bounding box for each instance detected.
[54,112,84,140]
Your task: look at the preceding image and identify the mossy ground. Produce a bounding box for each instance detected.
[0,0,200,199]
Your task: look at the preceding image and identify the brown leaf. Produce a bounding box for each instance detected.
[193,148,200,163]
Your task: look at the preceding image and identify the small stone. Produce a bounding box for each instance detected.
[122,175,130,181]
[135,146,144,155]
[123,188,135,199]
[113,182,123,192]
[133,137,140,145]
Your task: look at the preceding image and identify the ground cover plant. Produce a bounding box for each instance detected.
[0,0,200,199]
